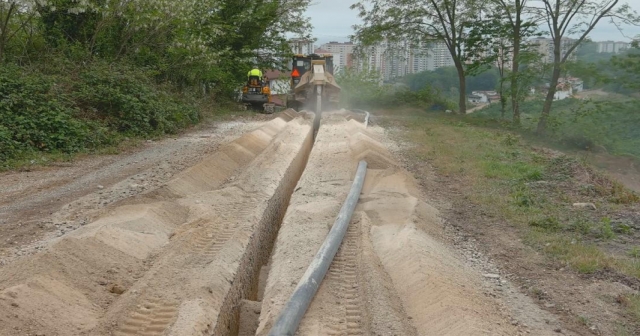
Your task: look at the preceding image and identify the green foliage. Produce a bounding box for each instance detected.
[473,97,640,158]
[0,62,200,166]
[73,63,199,135]
[351,0,488,113]
[0,0,313,167]
[336,68,454,110]
[0,64,101,163]
[598,217,616,240]
[403,66,503,96]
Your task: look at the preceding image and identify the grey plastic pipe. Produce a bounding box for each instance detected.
[267,160,368,336]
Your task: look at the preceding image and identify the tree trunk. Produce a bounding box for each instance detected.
[0,3,17,61]
[537,34,563,135]
[510,38,521,124]
[537,64,561,134]
[510,68,520,124]
[510,1,522,125]
[498,78,506,118]
[455,60,466,114]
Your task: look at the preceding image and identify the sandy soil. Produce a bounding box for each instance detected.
[2,108,627,336]
[0,110,314,336]
[255,111,564,336]
[0,116,269,266]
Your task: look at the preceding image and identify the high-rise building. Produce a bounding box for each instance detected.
[595,41,630,53]
[530,37,577,63]
[411,41,454,72]
[353,39,456,81]
[289,38,315,55]
[319,41,357,72]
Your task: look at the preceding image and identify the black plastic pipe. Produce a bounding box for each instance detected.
[267,160,368,336]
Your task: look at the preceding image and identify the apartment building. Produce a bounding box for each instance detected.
[595,41,630,53]
[353,40,455,81]
[531,37,577,63]
[319,41,357,72]
[289,38,315,55]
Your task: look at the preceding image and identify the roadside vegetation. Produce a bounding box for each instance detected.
[376,109,640,327]
[336,68,455,111]
[0,0,311,169]
[393,111,639,277]
[473,97,640,158]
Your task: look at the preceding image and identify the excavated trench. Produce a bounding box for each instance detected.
[0,109,317,336]
[0,108,518,336]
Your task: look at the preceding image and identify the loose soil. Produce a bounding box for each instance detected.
[2,108,636,336]
[0,114,269,266]
[257,111,563,336]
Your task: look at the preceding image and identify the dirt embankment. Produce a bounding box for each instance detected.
[0,117,269,265]
[256,111,538,336]
[0,110,315,336]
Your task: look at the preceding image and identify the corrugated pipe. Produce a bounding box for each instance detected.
[267,160,368,336]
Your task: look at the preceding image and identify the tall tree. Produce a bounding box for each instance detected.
[492,0,539,124]
[351,0,484,114]
[0,1,39,60]
[534,0,639,134]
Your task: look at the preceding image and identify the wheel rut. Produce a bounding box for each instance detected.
[323,218,364,336]
[115,298,179,336]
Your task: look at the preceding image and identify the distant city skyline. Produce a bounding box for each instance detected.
[306,0,640,45]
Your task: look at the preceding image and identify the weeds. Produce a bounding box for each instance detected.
[628,247,640,258]
[598,217,616,240]
[578,315,591,326]
[393,111,639,282]
[568,217,592,235]
[529,217,562,232]
[620,294,640,322]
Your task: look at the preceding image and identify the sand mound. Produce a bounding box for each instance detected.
[257,111,517,335]
[0,111,312,336]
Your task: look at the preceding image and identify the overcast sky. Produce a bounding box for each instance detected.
[306,0,640,45]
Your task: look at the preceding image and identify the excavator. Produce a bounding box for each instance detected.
[287,54,341,112]
[241,73,275,113]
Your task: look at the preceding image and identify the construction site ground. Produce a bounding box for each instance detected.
[0,109,637,336]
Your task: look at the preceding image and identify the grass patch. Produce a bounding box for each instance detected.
[383,109,640,282]
[620,294,640,322]
[472,97,640,158]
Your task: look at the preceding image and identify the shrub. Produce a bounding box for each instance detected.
[0,65,101,161]
[0,62,200,165]
[73,63,199,136]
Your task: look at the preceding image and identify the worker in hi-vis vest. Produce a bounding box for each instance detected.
[247,68,263,79]
[247,66,263,86]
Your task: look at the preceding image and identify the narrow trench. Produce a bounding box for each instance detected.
[217,111,321,336]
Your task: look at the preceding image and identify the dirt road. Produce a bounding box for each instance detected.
[0,117,268,265]
[0,110,581,335]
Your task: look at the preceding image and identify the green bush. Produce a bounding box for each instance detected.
[336,68,455,111]
[0,65,100,161]
[473,98,640,158]
[73,63,199,135]
[0,62,200,165]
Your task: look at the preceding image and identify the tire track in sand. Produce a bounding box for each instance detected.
[115,298,179,336]
[322,218,364,336]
